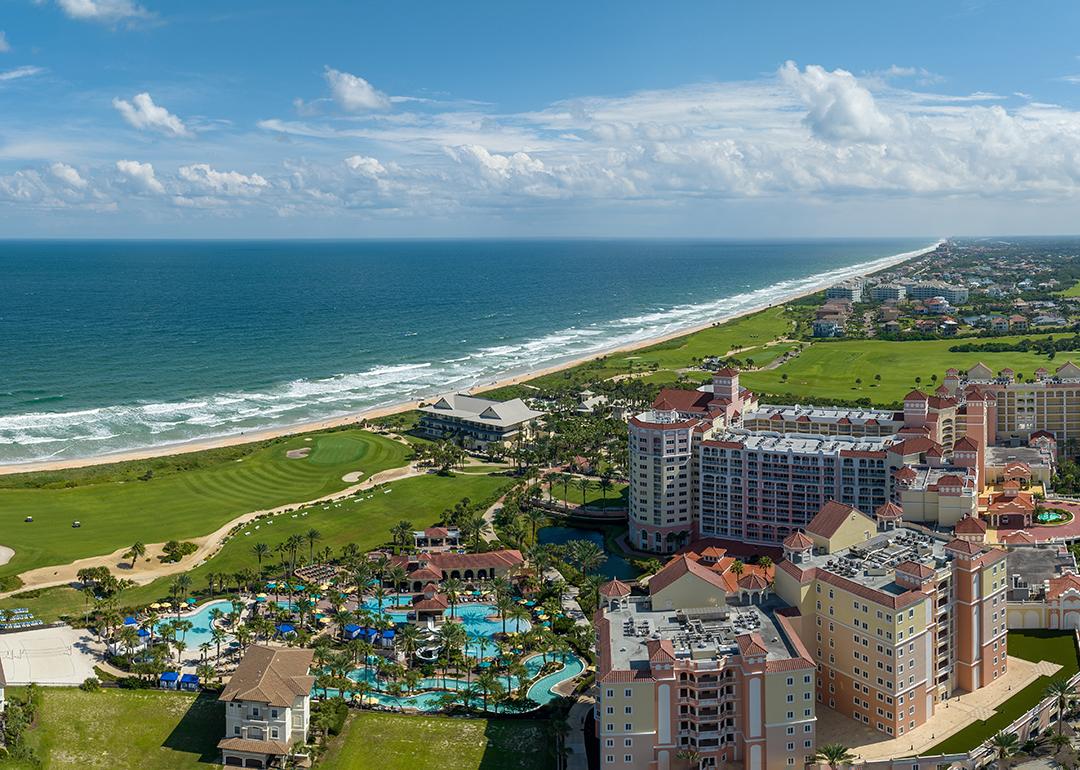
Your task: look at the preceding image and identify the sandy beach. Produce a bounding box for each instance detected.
[0,240,942,476]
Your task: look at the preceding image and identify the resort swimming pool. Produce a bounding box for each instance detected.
[155,599,232,649]
[326,652,585,712]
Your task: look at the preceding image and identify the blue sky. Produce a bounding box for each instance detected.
[3,0,1080,237]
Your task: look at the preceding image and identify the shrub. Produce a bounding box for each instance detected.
[79,676,101,692]
[160,540,198,563]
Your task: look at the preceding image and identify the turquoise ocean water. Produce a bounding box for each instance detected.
[0,238,934,464]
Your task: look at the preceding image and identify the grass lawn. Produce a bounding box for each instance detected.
[1058,279,1080,298]
[548,479,629,510]
[925,630,1080,756]
[483,307,794,398]
[0,429,410,582]
[0,688,222,770]
[741,334,1067,405]
[318,712,554,770]
[0,471,514,621]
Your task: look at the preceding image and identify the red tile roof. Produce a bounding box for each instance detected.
[648,554,729,595]
[1047,573,1080,600]
[651,388,715,414]
[783,531,814,550]
[737,573,769,591]
[905,389,929,401]
[953,436,980,452]
[599,579,632,598]
[895,560,935,579]
[806,501,863,539]
[426,550,524,572]
[875,501,903,519]
[736,634,769,658]
[945,538,983,556]
[647,638,677,663]
[955,515,988,534]
[1001,530,1037,545]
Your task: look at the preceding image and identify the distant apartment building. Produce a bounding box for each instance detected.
[775,506,1009,738]
[218,645,314,768]
[943,361,1080,443]
[869,283,907,302]
[594,557,816,770]
[417,393,545,448]
[826,279,863,303]
[906,281,969,305]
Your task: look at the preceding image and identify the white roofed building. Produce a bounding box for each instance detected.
[418,392,545,448]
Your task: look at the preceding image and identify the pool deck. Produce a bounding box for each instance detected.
[816,655,1061,761]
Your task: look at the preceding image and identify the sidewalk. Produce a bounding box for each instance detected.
[566,693,596,770]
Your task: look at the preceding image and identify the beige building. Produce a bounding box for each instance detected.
[775,504,1008,739]
[943,361,1080,443]
[595,558,816,770]
[218,645,314,768]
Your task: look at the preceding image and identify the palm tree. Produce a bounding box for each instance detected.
[989,732,1020,770]
[598,475,613,508]
[390,520,414,550]
[305,528,322,564]
[252,542,270,569]
[126,541,146,569]
[211,627,227,660]
[815,744,856,770]
[474,670,505,712]
[730,560,745,578]
[675,748,703,770]
[1046,678,1077,735]
[443,577,465,619]
[758,556,773,571]
[576,476,591,508]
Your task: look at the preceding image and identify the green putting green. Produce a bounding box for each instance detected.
[0,429,410,581]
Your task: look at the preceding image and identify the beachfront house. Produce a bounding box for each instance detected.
[218,645,314,769]
[417,392,545,448]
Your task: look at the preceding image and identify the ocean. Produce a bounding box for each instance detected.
[0,238,934,465]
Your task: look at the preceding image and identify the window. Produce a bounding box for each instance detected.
[624,690,632,697]
[271,709,278,719]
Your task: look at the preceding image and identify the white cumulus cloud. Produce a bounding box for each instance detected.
[113,92,191,137]
[179,163,269,195]
[779,61,893,143]
[344,155,386,177]
[49,162,87,188]
[56,0,150,22]
[324,67,390,111]
[116,159,164,193]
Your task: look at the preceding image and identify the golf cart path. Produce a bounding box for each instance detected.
[0,462,424,599]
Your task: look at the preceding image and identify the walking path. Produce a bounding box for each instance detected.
[566,693,596,770]
[816,655,1060,761]
[0,462,424,599]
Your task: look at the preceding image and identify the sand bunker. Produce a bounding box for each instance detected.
[286,447,312,459]
[0,545,13,566]
[341,471,364,483]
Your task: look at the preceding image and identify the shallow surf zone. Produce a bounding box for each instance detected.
[0,241,939,464]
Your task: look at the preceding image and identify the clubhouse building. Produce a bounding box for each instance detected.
[418,392,545,448]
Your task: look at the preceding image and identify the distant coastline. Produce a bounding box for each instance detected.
[0,239,942,475]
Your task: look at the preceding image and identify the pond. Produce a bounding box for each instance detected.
[537,525,638,581]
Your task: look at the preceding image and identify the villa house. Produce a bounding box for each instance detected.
[218,645,314,769]
[395,549,526,592]
[412,526,461,550]
[418,393,545,448]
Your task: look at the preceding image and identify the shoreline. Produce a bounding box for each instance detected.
[1,240,942,475]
